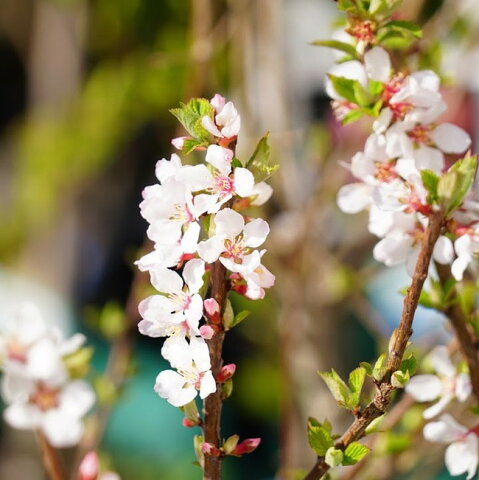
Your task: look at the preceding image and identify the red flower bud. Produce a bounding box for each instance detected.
[231,438,261,456]
[216,364,236,383]
[201,442,221,456]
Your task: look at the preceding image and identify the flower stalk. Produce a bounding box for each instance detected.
[36,430,65,480]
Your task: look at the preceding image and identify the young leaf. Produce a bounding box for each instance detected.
[365,414,384,434]
[372,354,387,382]
[327,74,359,104]
[222,299,235,329]
[348,367,366,406]
[319,369,351,408]
[325,447,344,468]
[170,98,214,141]
[438,153,477,216]
[420,169,439,204]
[307,421,334,456]
[391,369,410,388]
[226,310,251,330]
[310,40,359,59]
[343,442,370,465]
[381,20,422,38]
[400,354,417,376]
[246,133,279,182]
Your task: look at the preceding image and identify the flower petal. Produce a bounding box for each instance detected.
[430,123,471,154]
[405,374,443,402]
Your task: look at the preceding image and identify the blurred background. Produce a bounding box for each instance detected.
[0,0,479,479]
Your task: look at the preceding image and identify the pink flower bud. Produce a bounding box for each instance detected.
[199,325,215,340]
[78,452,100,480]
[182,418,197,428]
[171,136,187,150]
[204,298,221,324]
[211,94,226,113]
[201,442,221,456]
[231,438,261,456]
[216,363,236,383]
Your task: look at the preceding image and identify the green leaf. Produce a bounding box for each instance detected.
[381,20,422,38]
[307,420,334,456]
[353,82,374,107]
[222,378,234,399]
[64,346,94,378]
[325,447,344,468]
[310,40,359,59]
[360,361,373,376]
[368,80,384,97]
[343,442,370,465]
[183,137,208,154]
[372,354,387,381]
[391,369,410,388]
[170,98,214,141]
[400,354,417,375]
[225,310,251,330]
[342,108,365,125]
[246,133,279,182]
[319,369,351,408]
[181,400,200,425]
[348,367,366,406]
[327,74,358,104]
[365,414,384,434]
[420,169,439,204]
[337,0,358,13]
[193,435,205,469]
[222,299,235,329]
[438,153,478,216]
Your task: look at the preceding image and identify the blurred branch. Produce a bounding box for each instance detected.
[36,430,65,480]
[304,209,445,480]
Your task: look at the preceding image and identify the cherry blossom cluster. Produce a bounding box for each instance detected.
[404,346,476,478]
[0,302,95,447]
[136,94,274,408]
[330,46,474,277]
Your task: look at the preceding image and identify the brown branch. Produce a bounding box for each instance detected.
[304,209,445,480]
[436,262,479,401]
[36,430,65,480]
[202,258,228,480]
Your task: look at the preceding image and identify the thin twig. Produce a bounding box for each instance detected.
[436,262,479,401]
[36,430,65,480]
[303,209,445,480]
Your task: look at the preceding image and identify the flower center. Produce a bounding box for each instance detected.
[348,20,376,43]
[382,73,406,102]
[223,238,246,262]
[169,204,194,224]
[408,124,431,145]
[213,174,235,197]
[375,161,398,182]
[390,101,414,120]
[30,384,60,412]
[168,291,192,312]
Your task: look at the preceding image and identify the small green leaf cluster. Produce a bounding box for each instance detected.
[319,366,366,410]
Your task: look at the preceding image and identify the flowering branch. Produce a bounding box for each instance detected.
[304,209,444,480]
[435,262,479,401]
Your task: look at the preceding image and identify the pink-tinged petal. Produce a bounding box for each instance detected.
[171,136,187,150]
[337,183,372,214]
[445,435,478,480]
[201,116,222,137]
[149,267,183,294]
[430,345,456,378]
[214,208,244,238]
[250,182,273,206]
[100,473,120,480]
[210,94,226,112]
[455,373,472,402]
[205,145,233,175]
[154,370,197,407]
[193,194,217,217]
[364,46,391,82]
[373,235,413,267]
[161,336,191,369]
[233,168,255,197]
[199,325,215,340]
[243,219,270,248]
[413,146,444,173]
[155,154,182,183]
[42,409,84,447]
[135,246,182,271]
[176,164,212,191]
[197,236,225,263]
[423,394,452,420]
[1,372,35,403]
[430,123,471,154]
[189,336,211,372]
[13,302,48,345]
[59,333,86,356]
[411,70,441,91]
[405,374,443,402]
[181,222,200,254]
[451,254,471,282]
[221,114,241,138]
[59,380,95,418]
[373,107,393,133]
[433,236,454,264]
[423,414,467,443]
[78,452,99,480]
[147,220,182,246]
[27,339,65,382]
[4,403,40,429]
[455,234,473,257]
[199,370,216,399]
[216,102,240,137]
[139,295,175,319]
[395,158,419,180]
[185,295,203,332]
[183,259,205,293]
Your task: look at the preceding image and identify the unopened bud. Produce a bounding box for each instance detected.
[216,364,236,383]
[231,438,261,456]
[201,442,221,457]
[182,418,197,428]
[78,452,99,480]
[171,136,188,150]
[204,299,221,324]
[199,325,215,340]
